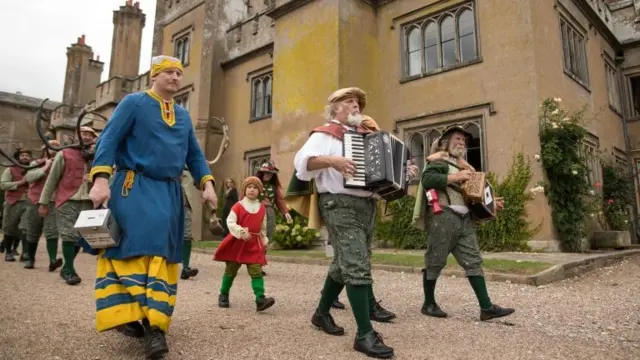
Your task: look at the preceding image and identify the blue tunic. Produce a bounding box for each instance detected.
[89,91,214,263]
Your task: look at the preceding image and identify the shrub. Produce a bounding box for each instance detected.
[476,153,540,251]
[374,195,429,249]
[537,97,591,252]
[601,163,634,231]
[271,210,320,249]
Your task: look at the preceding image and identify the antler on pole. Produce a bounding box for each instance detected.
[36,98,90,151]
[207,116,230,166]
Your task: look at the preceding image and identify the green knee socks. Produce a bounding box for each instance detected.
[346,284,374,338]
[27,241,38,260]
[220,273,235,295]
[182,240,192,269]
[62,242,78,273]
[250,277,265,300]
[316,275,345,315]
[468,276,492,309]
[46,238,59,262]
[423,272,437,306]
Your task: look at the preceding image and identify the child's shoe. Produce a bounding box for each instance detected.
[256,295,275,311]
[218,294,230,308]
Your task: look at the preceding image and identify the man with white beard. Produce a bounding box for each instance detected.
[292,87,418,359]
[419,126,515,321]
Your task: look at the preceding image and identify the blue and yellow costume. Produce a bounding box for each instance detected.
[88,56,215,334]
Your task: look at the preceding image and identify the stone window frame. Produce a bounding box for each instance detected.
[249,70,273,122]
[172,25,194,67]
[602,51,622,116]
[399,0,481,83]
[174,92,189,111]
[613,147,628,169]
[581,133,601,186]
[396,103,493,184]
[626,71,640,120]
[557,10,590,89]
[244,147,271,177]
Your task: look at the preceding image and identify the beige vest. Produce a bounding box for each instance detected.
[436,161,467,207]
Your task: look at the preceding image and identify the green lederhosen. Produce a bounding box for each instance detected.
[3,200,28,253]
[24,202,59,262]
[56,200,93,273]
[182,204,194,270]
[314,193,379,338]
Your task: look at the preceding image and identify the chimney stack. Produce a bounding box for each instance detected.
[109,2,146,79]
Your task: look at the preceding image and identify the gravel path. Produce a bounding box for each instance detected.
[1,247,639,360]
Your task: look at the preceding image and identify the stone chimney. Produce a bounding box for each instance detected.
[108,1,146,79]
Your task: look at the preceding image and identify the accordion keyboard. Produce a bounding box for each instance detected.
[343,133,366,187]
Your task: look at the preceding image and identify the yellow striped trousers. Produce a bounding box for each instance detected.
[94,253,179,333]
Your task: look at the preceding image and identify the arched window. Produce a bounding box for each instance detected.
[458,9,477,62]
[440,16,456,67]
[464,123,482,170]
[426,130,442,154]
[409,133,425,173]
[253,79,264,118]
[264,76,272,115]
[424,22,439,71]
[407,27,421,76]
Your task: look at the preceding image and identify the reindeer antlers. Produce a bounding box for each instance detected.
[207,116,230,166]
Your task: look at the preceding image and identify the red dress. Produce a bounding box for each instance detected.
[213,202,267,265]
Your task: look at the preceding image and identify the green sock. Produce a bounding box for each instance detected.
[22,241,32,260]
[316,275,344,315]
[62,242,77,273]
[346,285,374,338]
[46,238,58,262]
[29,241,39,260]
[468,276,492,309]
[367,284,377,313]
[250,277,265,301]
[423,272,437,306]
[220,273,235,295]
[182,240,192,269]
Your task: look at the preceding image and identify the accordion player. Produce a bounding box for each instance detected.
[342,130,410,202]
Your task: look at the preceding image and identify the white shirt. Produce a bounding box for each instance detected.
[293,121,374,198]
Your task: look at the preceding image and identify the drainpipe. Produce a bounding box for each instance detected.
[615,54,639,244]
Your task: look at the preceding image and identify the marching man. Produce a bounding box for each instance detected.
[23,140,63,270]
[1,148,33,262]
[39,127,99,285]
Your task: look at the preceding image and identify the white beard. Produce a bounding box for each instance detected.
[347,113,363,127]
[450,146,466,158]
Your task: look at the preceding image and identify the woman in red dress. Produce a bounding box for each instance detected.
[213,176,275,311]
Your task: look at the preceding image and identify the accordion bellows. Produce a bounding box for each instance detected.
[461,172,486,203]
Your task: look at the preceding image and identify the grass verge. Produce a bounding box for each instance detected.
[193,241,551,275]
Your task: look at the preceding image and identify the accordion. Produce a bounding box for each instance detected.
[461,172,496,222]
[343,131,409,202]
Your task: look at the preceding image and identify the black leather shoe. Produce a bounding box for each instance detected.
[116,321,145,338]
[256,295,275,312]
[331,299,346,310]
[311,312,345,336]
[49,258,63,272]
[480,304,515,321]
[187,267,198,277]
[24,258,35,269]
[421,303,448,318]
[145,326,169,359]
[65,272,82,285]
[353,330,394,359]
[5,252,15,262]
[370,301,396,323]
[218,294,230,308]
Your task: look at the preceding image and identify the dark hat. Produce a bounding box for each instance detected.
[13,148,32,160]
[257,160,279,174]
[437,125,472,146]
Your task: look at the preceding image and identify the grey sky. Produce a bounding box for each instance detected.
[1,0,156,102]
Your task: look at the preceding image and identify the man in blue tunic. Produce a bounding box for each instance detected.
[88,55,217,360]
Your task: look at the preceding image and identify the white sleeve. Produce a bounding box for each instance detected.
[226,209,244,238]
[294,132,333,181]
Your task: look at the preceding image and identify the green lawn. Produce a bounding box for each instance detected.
[193,241,551,275]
